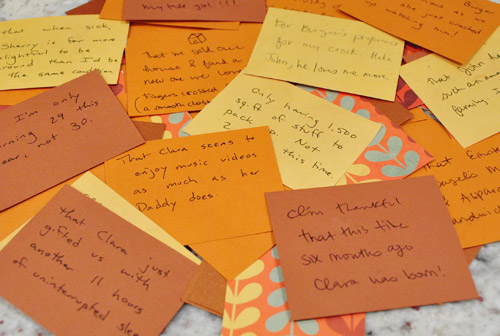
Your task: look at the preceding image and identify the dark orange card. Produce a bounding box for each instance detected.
[123,0,266,22]
[0,71,144,211]
[0,185,198,336]
[126,24,261,116]
[339,0,500,64]
[266,176,478,320]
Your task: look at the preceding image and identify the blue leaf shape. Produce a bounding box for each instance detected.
[340,96,355,111]
[296,84,316,93]
[381,151,421,177]
[356,109,370,119]
[168,112,185,124]
[270,265,284,283]
[367,123,386,147]
[179,120,191,137]
[267,288,287,307]
[265,310,290,332]
[297,319,320,335]
[386,136,403,158]
[365,150,393,162]
[324,90,339,103]
[271,246,280,259]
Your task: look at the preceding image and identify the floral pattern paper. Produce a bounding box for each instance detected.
[222,247,365,336]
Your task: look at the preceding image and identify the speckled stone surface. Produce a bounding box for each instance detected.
[1,1,500,336]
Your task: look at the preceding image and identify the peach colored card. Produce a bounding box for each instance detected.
[0,185,198,336]
[266,176,478,320]
[126,24,261,116]
[339,0,500,64]
[105,126,283,245]
[0,71,144,211]
[404,107,500,248]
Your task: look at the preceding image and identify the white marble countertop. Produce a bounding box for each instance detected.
[0,1,499,335]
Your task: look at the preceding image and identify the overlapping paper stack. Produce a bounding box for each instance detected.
[0,0,499,335]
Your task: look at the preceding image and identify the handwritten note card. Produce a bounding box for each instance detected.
[265,176,478,320]
[0,185,197,336]
[404,107,500,248]
[244,8,404,101]
[71,172,201,265]
[267,0,351,19]
[105,127,283,245]
[184,74,381,189]
[0,15,129,90]
[122,0,266,22]
[339,0,500,64]
[0,71,144,211]
[126,24,261,116]
[400,28,500,147]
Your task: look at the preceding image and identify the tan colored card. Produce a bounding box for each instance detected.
[184,74,381,189]
[245,8,404,100]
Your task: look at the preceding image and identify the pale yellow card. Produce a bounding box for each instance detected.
[183,74,381,189]
[0,15,129,90]
[0,173,201,265]
[244,8,404,101]
[400,27,500,148]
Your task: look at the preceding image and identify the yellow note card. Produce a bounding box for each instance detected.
[244,8,404,101]
[400,27,500,148]
[71,172,201,265]
[183,74,381,189]
[0,15,129,90]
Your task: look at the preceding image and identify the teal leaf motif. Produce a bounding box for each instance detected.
[381,151,421,177]
[324,90,339,103]
[365,136,402,162]
[297,319,320,335]
[267,288,287,307]
[295,84,316,93]
[271,246,280,259]
[387,136,403,157]
[356,109,370,119]
[269,265,284,283]
[340,96,355,111]
[265,310,290,332]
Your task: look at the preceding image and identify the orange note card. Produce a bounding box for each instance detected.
[265,176,478,320]
[0,185,197,336]
[339,0,500,64]
[189,231,275,280]
[267,0,352,19]
[105,126,283,245]
[122,0,267,22]
[0,71,144,211]
[404,107,500,248]
[126,24,261,116]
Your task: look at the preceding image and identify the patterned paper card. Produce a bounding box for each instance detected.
[223,247,365,335]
